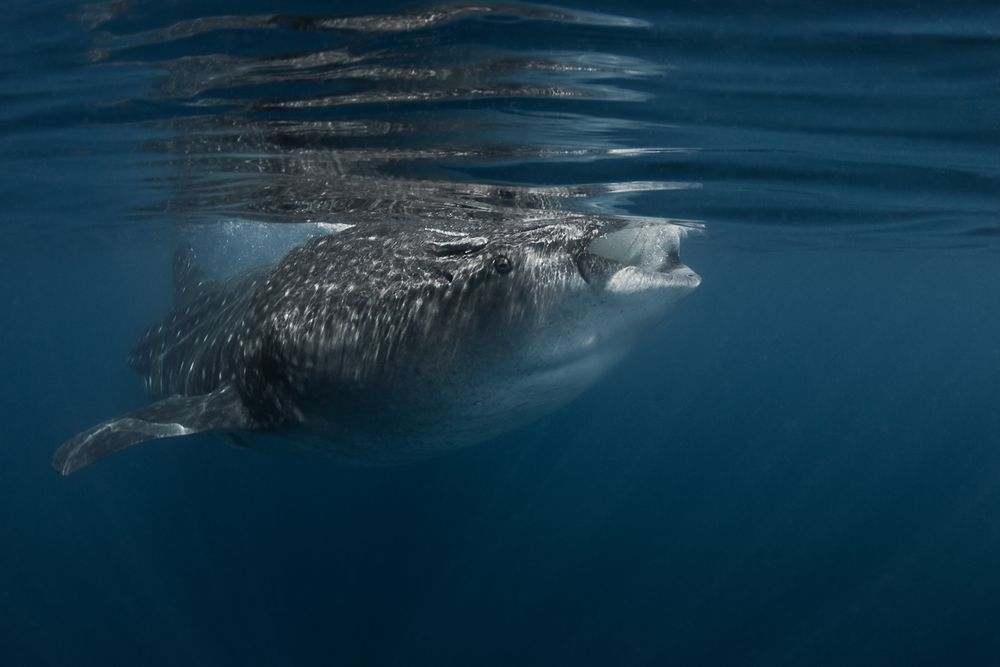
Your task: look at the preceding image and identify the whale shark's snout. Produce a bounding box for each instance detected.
[576,222,701,294]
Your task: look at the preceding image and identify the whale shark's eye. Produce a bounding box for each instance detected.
[493,255,513,274]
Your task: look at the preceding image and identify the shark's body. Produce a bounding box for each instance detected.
[54,219,699,474]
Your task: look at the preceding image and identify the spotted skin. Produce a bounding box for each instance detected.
[54,219,699,474]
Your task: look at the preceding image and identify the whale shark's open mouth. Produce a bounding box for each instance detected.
[577,223,701,293]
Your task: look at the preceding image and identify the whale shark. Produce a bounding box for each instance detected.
[53,218,699,474]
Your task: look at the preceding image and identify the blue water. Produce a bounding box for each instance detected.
[3,1,1000,664]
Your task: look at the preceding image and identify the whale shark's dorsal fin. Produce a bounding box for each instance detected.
[173,241,207,304]
[53,385,255,475]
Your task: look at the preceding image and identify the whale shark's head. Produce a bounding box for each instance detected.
[414,219,700,365]
[253,218,700,455]
[420,219,700,406]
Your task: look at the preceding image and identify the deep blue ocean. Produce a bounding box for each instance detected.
[3,1,1000,664]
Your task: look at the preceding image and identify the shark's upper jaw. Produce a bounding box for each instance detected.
[576,223,701,293]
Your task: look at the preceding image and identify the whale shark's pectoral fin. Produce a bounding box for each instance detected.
[53,385,254,476]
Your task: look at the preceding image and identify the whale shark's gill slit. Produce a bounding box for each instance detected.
[427,237,489,257]
[575,252,592,284]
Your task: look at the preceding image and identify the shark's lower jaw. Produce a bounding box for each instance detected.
[605,264,701,295]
